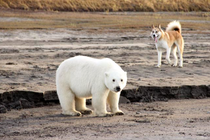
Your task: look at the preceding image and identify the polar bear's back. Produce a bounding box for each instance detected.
[57,56,118,75]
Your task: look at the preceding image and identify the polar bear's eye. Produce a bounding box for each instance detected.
[112,79,115,82]
[121,79,123,82]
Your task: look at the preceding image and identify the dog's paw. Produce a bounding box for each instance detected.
[179,65,183,68]
[155,65,161,68]
[172,64,177,67]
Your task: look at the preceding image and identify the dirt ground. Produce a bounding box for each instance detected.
[0,11,210,139]
[0,99,210,140]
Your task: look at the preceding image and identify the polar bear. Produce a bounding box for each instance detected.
[56,56,127,117]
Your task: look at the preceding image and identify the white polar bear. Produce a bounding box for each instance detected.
[56,56,127,117]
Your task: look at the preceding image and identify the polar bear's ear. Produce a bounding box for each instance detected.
[124,72,127,76]
[105,72,109,77]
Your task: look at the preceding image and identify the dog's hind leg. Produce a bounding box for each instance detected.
[180,39,184,67]
[178,51,183,67]
[176,43,183,68]
[166,48,171,65]
[172,45,178,67]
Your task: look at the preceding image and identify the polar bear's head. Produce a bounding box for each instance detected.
[105,71,127,93]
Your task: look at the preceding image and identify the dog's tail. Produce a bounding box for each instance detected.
[166,20,182,34]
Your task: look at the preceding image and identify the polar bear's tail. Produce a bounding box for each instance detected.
[166,20,182,34]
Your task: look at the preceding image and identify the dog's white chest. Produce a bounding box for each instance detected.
[155,40,168,51]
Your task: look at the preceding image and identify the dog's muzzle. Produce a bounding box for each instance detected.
[152,34,158,42]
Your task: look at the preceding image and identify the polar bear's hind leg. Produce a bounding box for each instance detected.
[57,86,81,116]
[75,97,93,115]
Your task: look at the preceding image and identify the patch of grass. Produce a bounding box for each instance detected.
[0,10,209,31]
[0,0,209,12]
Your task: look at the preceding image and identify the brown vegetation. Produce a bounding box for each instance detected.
[0,10,209,31]
[0,0,209,12]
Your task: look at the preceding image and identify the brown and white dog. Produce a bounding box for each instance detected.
[151,21,184,68]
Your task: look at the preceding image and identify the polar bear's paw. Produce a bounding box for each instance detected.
[104,112,114,117]
[95,112,114,117]
[80,109,93,115]
[62,111,82,117]
[114,111,124,116]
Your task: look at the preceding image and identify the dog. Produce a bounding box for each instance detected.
[151,21,184,68]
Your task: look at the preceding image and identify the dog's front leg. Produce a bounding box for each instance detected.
[156,50,162,68]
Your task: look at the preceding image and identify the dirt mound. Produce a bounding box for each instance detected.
[1,85,210,113]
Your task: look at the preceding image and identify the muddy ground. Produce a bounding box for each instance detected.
[1,99,210,140]
[0,11,210,139]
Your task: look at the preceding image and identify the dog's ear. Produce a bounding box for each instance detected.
[158,24,161,30]
[152,25,155,29]
[158,24,164,33]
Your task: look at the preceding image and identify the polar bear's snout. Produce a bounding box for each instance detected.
[115,86,121,92]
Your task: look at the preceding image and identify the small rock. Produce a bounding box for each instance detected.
[43,90,58,101]
[0,105,7,113]
[6,62,16,65]
[19,98,34,109]
[119,96,130,104]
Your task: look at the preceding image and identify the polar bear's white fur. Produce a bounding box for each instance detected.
[56,56,127,117]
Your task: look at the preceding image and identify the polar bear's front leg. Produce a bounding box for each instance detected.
[57,87,81,116]
[107,91,124,115]
[92,90,112,117]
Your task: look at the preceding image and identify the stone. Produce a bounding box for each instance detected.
[119,96,130,104]
[43,90,58,101]
[0,105,7,113]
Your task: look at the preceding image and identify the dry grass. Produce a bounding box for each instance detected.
[0,10,209,31]
[0,0,209,12]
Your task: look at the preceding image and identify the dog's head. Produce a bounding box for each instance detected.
[151,25,162,43]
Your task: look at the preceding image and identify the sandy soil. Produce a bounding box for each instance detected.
[0,11,210,139]
[0,28,210,92]
[1,99,210,140]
